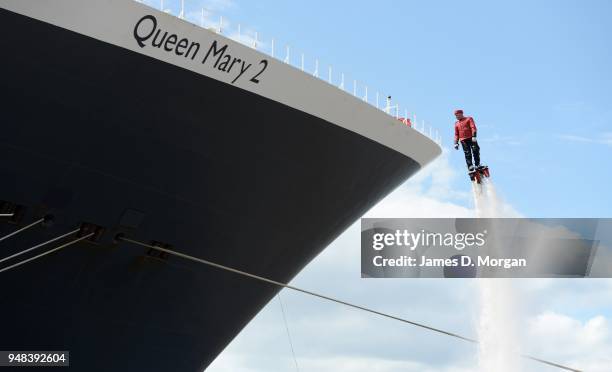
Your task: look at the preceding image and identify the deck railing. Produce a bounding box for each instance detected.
[134,0,442,146]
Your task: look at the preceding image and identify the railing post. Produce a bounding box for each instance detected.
[142,0,437,143]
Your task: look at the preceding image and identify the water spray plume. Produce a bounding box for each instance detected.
[473,178,523,371]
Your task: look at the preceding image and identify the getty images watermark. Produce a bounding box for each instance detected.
[361,218,612,278]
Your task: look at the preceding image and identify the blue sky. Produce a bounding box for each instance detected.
[139,1,612,370]
[155,0,612,217]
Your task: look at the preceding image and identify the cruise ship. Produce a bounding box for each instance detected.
[0,0,441,370]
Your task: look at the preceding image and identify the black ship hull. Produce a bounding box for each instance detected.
[0,5,434,371]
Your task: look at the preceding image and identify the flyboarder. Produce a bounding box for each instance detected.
[453,109,490,183]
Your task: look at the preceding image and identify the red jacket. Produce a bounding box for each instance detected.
[454,116,477,143]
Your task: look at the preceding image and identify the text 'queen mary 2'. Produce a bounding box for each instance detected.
[0,0,440,371]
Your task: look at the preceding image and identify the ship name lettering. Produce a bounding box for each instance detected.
[133,15,200,60]
[202,40,255,84]
[133,15,266,85]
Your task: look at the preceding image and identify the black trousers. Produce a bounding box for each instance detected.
[460,138,480,167]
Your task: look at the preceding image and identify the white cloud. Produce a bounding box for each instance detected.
[525,312,612,372]
[206,149,609,372]
[178,4,268,51]
[516,279,612,322]
[209,353,474,372]
[389,148,474,204]
[281,355,474,372]
[481,134,522,146]
[207,154,482,372]
[364,188,474,219]
[558,133,612,147]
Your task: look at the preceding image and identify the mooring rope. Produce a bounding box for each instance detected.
[116,235,581,372]
[0,233,93,274]
[0,217,45,243]
[0,228,81,265]
[278,293,300,372]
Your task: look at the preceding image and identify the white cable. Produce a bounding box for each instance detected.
[0,233,93,274]
[116,236,580,372]
[278,293,300,372]
[0,228,80,264]
[0,218,44,243]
